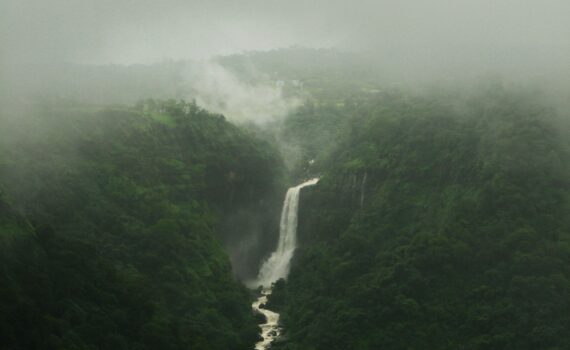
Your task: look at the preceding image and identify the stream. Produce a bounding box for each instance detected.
[252,287,281,350]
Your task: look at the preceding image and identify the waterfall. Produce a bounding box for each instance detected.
[251,178,319,350]
[256,178,319,287]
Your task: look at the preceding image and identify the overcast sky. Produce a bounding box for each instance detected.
[2,0,569,65]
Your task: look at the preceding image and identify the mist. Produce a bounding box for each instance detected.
[183,61,301,123]
[2,1,570,349]
[2,0,569,95]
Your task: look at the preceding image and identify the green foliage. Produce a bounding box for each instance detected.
[271,88,570,350]
[0,100,284,349]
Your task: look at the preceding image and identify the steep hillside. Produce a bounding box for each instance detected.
[0,100,283,350]
[271,88,570,350]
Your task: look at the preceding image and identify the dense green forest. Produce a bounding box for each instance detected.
[2,48,570,350]
[270,86,570,349]
[3,0,570,345]
[0,100,284,350]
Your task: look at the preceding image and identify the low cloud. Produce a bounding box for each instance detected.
[183,60,301,124]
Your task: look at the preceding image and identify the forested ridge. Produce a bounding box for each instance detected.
[1,50,570,350]
[270,87,570,349]
[2,0,570,345]
[0,100,283,350]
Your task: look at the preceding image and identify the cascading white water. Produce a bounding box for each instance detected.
[256,178,319,287]
[252,287,280,350]
[251,178,319,350]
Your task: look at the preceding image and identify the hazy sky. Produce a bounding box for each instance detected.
[2,0,569,65]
